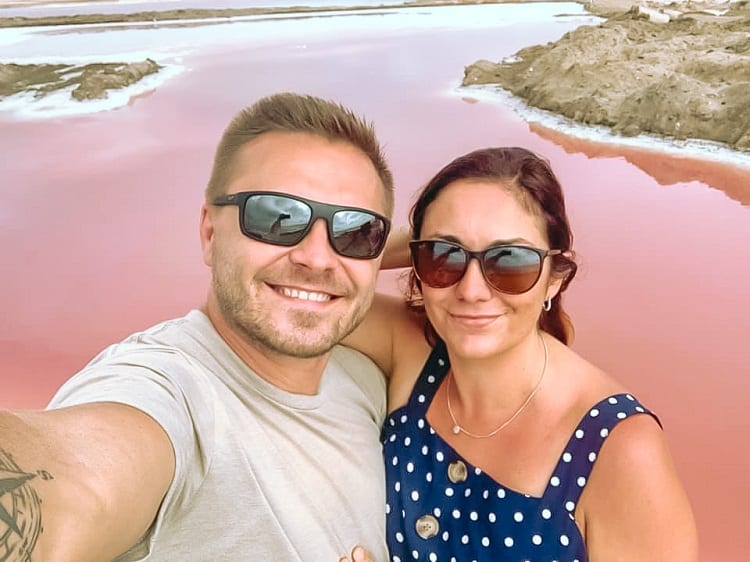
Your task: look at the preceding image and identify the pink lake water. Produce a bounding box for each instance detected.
[1,4,748,559]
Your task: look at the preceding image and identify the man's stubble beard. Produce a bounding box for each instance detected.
[211,253,374,359]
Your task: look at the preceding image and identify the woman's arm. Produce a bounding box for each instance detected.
[343,292,414,377]
[380,226,411,270]
[581,414,699,561]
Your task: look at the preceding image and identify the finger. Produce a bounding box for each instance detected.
[351,545,368,562]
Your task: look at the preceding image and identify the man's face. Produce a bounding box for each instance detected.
[201,131,387,359]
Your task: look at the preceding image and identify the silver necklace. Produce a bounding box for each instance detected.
[446,333,548,439]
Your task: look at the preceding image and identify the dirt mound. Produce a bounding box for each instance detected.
[462,2,750,151]
[0,59,161,101]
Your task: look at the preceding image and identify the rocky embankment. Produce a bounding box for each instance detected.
[463,1,750,151]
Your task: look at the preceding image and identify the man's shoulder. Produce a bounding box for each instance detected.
[329,345,387,415]
[89,310,214,365]
[330,345,383,376]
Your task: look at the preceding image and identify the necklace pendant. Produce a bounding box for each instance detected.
[452,425,461,435]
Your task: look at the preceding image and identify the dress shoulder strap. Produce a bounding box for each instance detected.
[405,339,450,414]
[543,393,660,511]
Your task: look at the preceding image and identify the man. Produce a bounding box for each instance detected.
[0,93,393,561]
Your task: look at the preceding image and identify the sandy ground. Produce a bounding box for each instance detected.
[1,0,749,153]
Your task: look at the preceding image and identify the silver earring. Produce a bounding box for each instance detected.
[543,299,552,312]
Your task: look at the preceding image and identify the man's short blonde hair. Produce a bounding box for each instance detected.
[205,92,394,216]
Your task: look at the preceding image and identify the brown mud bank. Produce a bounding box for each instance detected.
[0,59,160,101]
[463,1,750,152]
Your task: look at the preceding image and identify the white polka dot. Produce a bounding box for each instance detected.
[565,501,575,511]
[626,394,635,400]
[588,452,597,462]
[426,472,433,482]
[442,531,449,541]
[389,419,396,427]
[394,481,401,492]
[497,489,506,499]
[600,428,609,438]
[392,456,398,466]
[411,490,419,501]
[400,414,408,423]
[418,394,426,403]
[438,358,445,366]
[428,427,436,435]
[513,511,524,522]
[590,408,600,417]
[461,535,469,544]
[482,537,490,547]
[541,508,552,519]
[550,476,560,487]
[636,406,645,413]
[452,509,461,519]
[617,411,627,419]
[488,513,497,523]
[470,511,479,521]
[418,418,425,429]
[422,445,429,455]
[483,490,490,499]
[428,375,436,383]
[532,534,542,545]
[504,537,514,547]
[560,534,570,546]
[389,434,396,442]
[608,397,618,404]
[406,462,415,473]
[445,487,454,497]
[433,507,442,517]
[386,503,391,514]
[474,467,482,476]
[411,550,418,559]
[429,553,437,562]
[404,437,411,446]
[575,429,584,439]
[396,532,404,543]
[393,557,401,562]
[577,476,586,487]
[562,452,572,462]
[464,488,471,498]
[436,451,444,462]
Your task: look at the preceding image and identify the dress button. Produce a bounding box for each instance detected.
[415,514,439,539]
[447,460,468,483]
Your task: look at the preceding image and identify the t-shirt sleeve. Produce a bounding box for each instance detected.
[47,343,215,552]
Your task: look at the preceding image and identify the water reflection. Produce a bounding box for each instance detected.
[530,121,750,207]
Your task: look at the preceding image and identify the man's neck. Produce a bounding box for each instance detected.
[202,301,331,396]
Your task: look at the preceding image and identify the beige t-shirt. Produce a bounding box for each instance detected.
[48,310,388,561]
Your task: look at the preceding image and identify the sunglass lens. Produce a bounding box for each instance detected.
[413,241,467,288]
[483,246,542,294]
[331,211,387,259]
[243,194,311,245]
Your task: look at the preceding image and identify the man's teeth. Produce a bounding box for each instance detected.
[280,287,331,302]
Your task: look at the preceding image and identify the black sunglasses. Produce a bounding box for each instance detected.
[212,191,391,260]
[410,239,562,294]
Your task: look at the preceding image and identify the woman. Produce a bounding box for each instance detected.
[345,147,697,561]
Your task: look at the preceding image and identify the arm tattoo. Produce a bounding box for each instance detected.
[0,449,49,562]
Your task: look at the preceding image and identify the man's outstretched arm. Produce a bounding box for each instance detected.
[0,403,174,562]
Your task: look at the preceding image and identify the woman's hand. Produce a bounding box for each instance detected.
[338,545,371,562]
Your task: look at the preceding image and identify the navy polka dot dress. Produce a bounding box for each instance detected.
[382,341,658,562]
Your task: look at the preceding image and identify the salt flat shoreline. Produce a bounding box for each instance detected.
[1,0,748,163]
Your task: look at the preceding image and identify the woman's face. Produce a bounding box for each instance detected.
[418,179,561,360]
